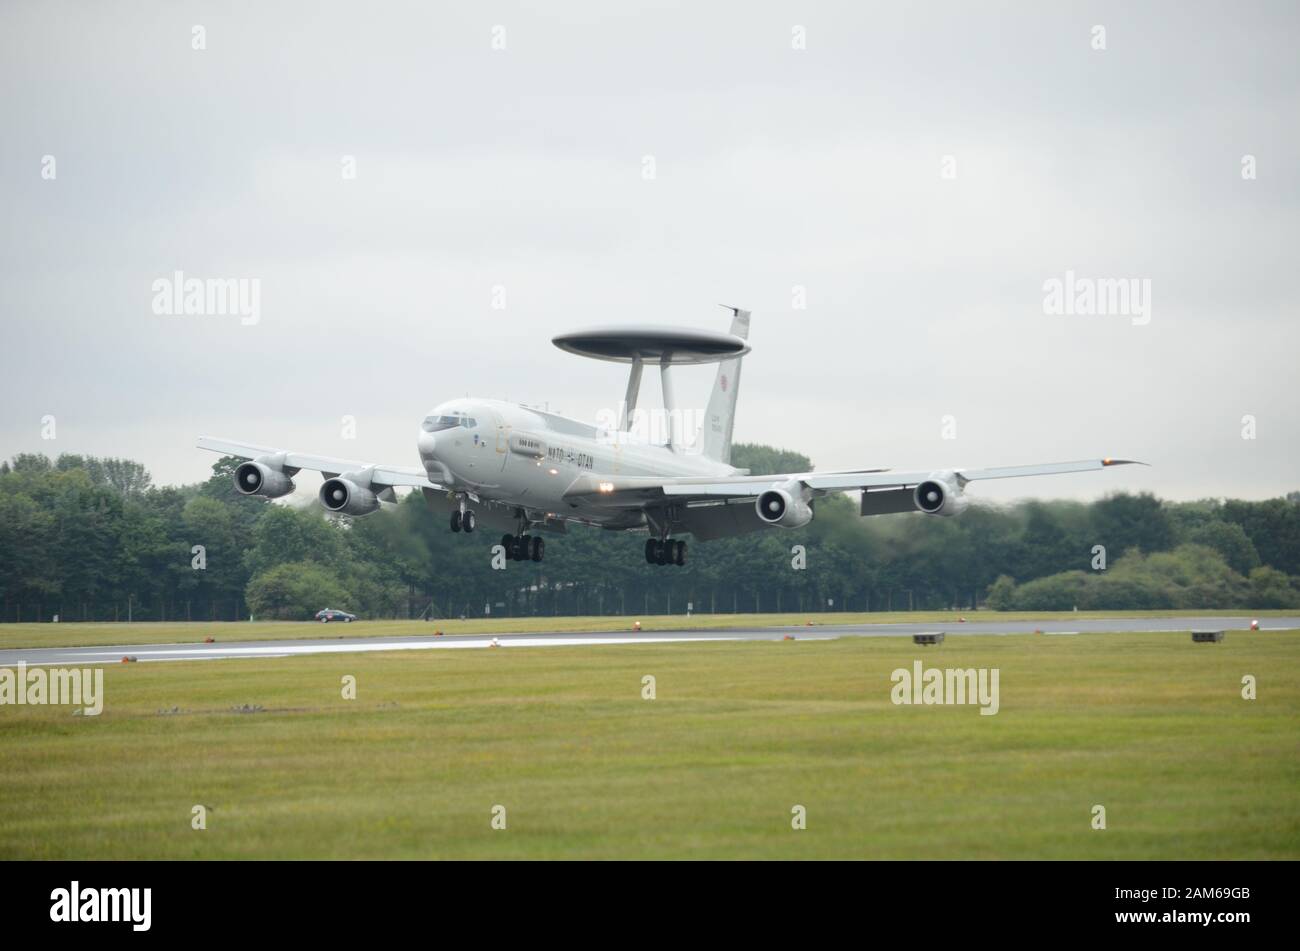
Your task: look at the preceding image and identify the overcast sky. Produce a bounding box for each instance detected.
[3,1,1297,505]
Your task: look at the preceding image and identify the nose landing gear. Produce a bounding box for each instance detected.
[450,497,476,533]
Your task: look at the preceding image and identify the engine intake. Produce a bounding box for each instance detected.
[233,461,295,499]
[756,484,813,528]
[913,474,968,517]
[319,477,380,517]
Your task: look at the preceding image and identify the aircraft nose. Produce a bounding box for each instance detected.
[417,430,437,458]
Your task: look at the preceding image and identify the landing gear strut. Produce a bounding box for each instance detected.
[645,538,686,567]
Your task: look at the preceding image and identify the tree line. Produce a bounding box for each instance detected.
[1,446,1297,622]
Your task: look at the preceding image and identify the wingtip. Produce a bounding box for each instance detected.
[1102,458,1149,467]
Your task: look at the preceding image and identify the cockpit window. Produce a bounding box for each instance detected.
[422,415,462,433]
[422,414,478,432]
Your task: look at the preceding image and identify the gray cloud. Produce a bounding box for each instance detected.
[2,0,1297,502]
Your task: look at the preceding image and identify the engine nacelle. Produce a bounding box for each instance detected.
[233,461,295,499]
[913,474,969,517]
[755,483,813,528]
[319,477,380,517]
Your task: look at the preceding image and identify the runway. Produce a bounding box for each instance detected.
[1,616,1294,666]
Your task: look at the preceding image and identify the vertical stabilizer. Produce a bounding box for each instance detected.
[699,308,749,464]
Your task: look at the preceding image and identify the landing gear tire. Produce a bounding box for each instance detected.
[462,510,476,533]
[645,538,686,566]
[450,511,462,533]
[501,533,546,562]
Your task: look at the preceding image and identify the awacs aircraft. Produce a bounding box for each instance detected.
[198,308,1139,566]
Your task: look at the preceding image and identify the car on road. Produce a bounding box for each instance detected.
[314,608,356,623]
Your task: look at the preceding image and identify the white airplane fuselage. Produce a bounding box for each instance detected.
[417,397,734,526]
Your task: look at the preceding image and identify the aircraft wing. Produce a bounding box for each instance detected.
[196,436,441,490]
[671,458,1140,497]
[563,458,1143,509]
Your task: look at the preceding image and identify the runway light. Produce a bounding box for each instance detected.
[1251,619,1260,630]
[633,621,641,631]
[913,632,945,646]
[1191,630,1225,643]
[204,636,215,643]
[783,634,796,641]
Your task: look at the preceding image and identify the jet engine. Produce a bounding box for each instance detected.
[233,460,295,499]
[319,477,380,517]
[755,482,814,528]
[913,473,969,517]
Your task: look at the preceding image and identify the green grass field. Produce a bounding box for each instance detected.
[0,608,1292,649]
[2,628,1297,859]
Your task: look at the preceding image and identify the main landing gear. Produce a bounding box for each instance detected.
[502,533,544,562]
[500,509,545,562]
[645,538,686,567]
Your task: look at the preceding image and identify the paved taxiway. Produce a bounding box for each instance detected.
[1,616,1294,666]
